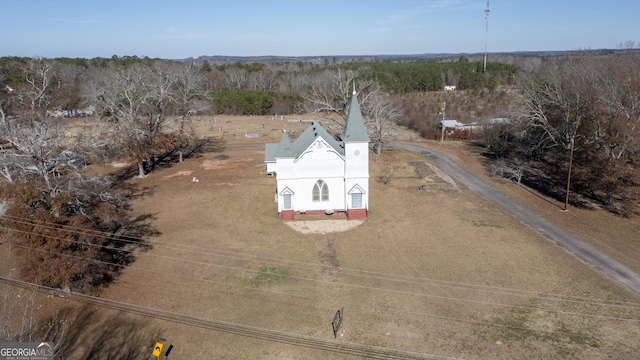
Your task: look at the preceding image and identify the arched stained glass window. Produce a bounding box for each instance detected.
[312,180,329,202]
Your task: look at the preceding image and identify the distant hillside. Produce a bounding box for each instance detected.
[182,53,457,65]
[181,49,640,65]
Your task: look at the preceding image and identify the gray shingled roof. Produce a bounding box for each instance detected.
[264,122,343,162]
[342,92,370,143]
[292,121,343,156]
[274,131,297,158]
[264,143,278,162]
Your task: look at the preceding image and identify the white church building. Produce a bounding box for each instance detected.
[264,91,370,220]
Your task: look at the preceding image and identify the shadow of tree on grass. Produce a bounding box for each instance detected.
[464,141,592,210]
[59,305,164,360]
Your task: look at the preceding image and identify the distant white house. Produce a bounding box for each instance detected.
[438,117,510,134]
[264,91,370,220]
[438,120,466,129]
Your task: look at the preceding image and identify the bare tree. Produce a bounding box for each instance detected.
[360,85,402,155]
[2,117,67,191]
[0,58,81,193]
[22,58,56,120]
[511,61,596,157]
[225,66,248,89]
[589,55,640,206]
[490,159,525,185]
[507,55,640,211]
[1,283,69,355]
[0,75,14,128]
[86,62,181,177]
[247,68,275,91]
[203,66,227,91]
[85,61,212,177]
[173,63,209,126]
[302,69,373,122]
[171,63,210,160]
[302,69,399,153]
[509,59,598,204]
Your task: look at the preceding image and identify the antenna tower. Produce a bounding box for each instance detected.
[483,0,491,73]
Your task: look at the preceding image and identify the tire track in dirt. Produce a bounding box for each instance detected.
[312,232,346,339]
[314,233,340,277]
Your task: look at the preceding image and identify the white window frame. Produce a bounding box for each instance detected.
[312,180,329,202]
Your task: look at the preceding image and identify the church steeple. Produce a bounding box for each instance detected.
[343,90,370,143]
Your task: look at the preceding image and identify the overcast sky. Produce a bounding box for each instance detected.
[2,0,638,59]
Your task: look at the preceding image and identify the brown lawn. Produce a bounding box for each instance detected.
[3,114,640,359]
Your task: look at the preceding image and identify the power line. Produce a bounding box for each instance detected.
[7,238,640,326]
[1,248,612,349]
[3,213,640,311]
[0,276,461,360]
[4,224,638,349]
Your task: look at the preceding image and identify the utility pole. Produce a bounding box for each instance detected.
[440,101,446,142]
[483,0,491,73]
[564,138,575,211]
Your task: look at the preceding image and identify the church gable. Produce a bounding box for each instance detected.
[348,184,366,194]
[292,121,343,157]
[279,187,294,195]
[295,137,344,164]
[294,136,345,179]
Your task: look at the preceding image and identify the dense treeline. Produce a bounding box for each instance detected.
[1,55,516,111]
[342,58,518,93]
[209,90,300,115]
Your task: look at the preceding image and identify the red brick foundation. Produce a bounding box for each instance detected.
[346,208,367,220]
[280,209,367,221]
[280,210,295,221]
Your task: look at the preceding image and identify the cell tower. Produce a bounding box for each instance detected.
[483,0,491,73]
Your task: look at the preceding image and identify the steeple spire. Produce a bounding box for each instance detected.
[274,131,296,158]
[343,91,370,143]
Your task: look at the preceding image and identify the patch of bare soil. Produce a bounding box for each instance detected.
[286,219,365,234]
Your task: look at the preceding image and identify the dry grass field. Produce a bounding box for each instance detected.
[4,114,640,359]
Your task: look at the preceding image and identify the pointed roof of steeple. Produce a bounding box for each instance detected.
[274,131,297,158]
[343,90,370,143]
